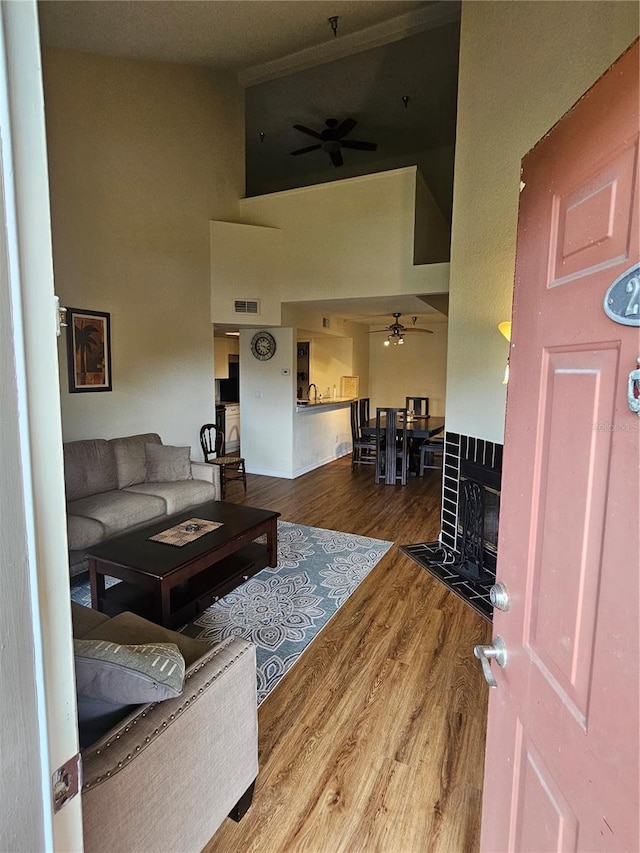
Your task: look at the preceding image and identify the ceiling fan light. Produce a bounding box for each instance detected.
[384,338,390,346]
[398,336,404,344]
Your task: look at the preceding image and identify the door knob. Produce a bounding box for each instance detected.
[489,582,511,611]
[628,357,640,414]
[474,636,507,688]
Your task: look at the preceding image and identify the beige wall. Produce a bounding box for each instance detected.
[369,321,448,416]
[447,1,639,444]
[43,49,244,456]
[240,167,450,302]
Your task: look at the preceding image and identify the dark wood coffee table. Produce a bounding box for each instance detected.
[86,501,280,628]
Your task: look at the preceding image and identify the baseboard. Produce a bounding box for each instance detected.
[247,449,350,480]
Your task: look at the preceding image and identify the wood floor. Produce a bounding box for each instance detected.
[204,456,492,853]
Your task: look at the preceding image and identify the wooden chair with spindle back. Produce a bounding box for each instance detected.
[199,423,247,499]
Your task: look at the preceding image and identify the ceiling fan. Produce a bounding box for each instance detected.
[369,313,433,346]
[291,118,377,167]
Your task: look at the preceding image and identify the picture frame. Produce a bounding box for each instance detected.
[66,308,112,392]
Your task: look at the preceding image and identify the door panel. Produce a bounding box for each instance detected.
[528,345,619,724]
[549,141,637,286]
[512,726,578,853]
[481,40,639,852]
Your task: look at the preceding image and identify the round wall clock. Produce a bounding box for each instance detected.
[250,331,277,361]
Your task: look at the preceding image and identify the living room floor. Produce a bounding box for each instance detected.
[204,457,491,853]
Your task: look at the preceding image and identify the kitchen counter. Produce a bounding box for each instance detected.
[296,397,355,413]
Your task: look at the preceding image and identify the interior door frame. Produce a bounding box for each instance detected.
[0,2,83,849]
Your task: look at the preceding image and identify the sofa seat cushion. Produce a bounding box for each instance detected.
[82,610,213,667]
[67,513,106,551]
[71,601,111,639]
[64,439,118,501]
[111,433,162,489]
[67,490,166,538]
[124,480,216,516]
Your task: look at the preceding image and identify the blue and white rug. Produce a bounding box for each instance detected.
[70,521,393,704]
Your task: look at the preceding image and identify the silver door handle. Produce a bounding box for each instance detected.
[474,636,507,688]
[628,357,640,414]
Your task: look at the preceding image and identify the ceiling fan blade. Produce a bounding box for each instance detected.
[341,140,378,151]
[293,124,323,140]
[404,327,434,334]
[330,149,343,167]
[368,329,391,334]
[334,117,357,139]
[291,144,322,156]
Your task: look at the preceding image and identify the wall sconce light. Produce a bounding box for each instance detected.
[498,321,512,384]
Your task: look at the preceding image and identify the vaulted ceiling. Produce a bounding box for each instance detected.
[38,0,459,326]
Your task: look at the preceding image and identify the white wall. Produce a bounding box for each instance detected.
[447,0,639,444]
[239,326,295,476]
[293,406,352,475]
[368,321,448,416]
[43,49,244,457]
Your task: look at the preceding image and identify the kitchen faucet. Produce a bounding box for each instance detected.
[308,383,317,402]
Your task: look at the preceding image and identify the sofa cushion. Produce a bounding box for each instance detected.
[64,439,118,501]
[124,480,216,515]
[67,490,166,538]
[145,443,192,482]
[66,513,105,551]
[82,610,213,667]
[71,601,111,639]
[74,639,186,703]
[76,695,136,750]
[111,433,162,489]
[74,637,186,750]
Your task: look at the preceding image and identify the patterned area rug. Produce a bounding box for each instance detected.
[70,521,393,704]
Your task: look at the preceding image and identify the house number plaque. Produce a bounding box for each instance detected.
[603,263,640,326]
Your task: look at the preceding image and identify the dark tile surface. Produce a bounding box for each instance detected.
[400,541,494,622]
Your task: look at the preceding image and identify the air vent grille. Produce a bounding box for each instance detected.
[234,299,260,315]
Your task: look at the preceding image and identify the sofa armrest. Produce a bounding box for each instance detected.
[191,460,222,498]
[81,637,258,853]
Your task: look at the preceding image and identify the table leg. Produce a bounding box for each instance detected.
[266,518,278,567]
[88,558,106,611]
[155,582,172,628]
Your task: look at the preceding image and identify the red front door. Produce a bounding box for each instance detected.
[480,41,639,851]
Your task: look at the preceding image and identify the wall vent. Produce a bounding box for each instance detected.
[322,317,331,329]
[234,299,260,315]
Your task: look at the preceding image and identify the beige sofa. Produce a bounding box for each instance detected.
[64,433,220,576]
[72,601,258,852]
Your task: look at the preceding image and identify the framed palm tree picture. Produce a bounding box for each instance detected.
[66,308,112,392]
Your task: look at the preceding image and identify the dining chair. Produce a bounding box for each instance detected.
[350,400,376,470]
[374,407,409,485]
[405,396,430,417]
[199,423,247,498]
[358,397,371,425]
[419,435,444,474]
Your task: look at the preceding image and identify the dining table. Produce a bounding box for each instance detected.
[360,414,445,441]
[360,414,445,483]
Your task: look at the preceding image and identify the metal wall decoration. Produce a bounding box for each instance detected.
[66,308,112,392]
[603,263,640,326]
